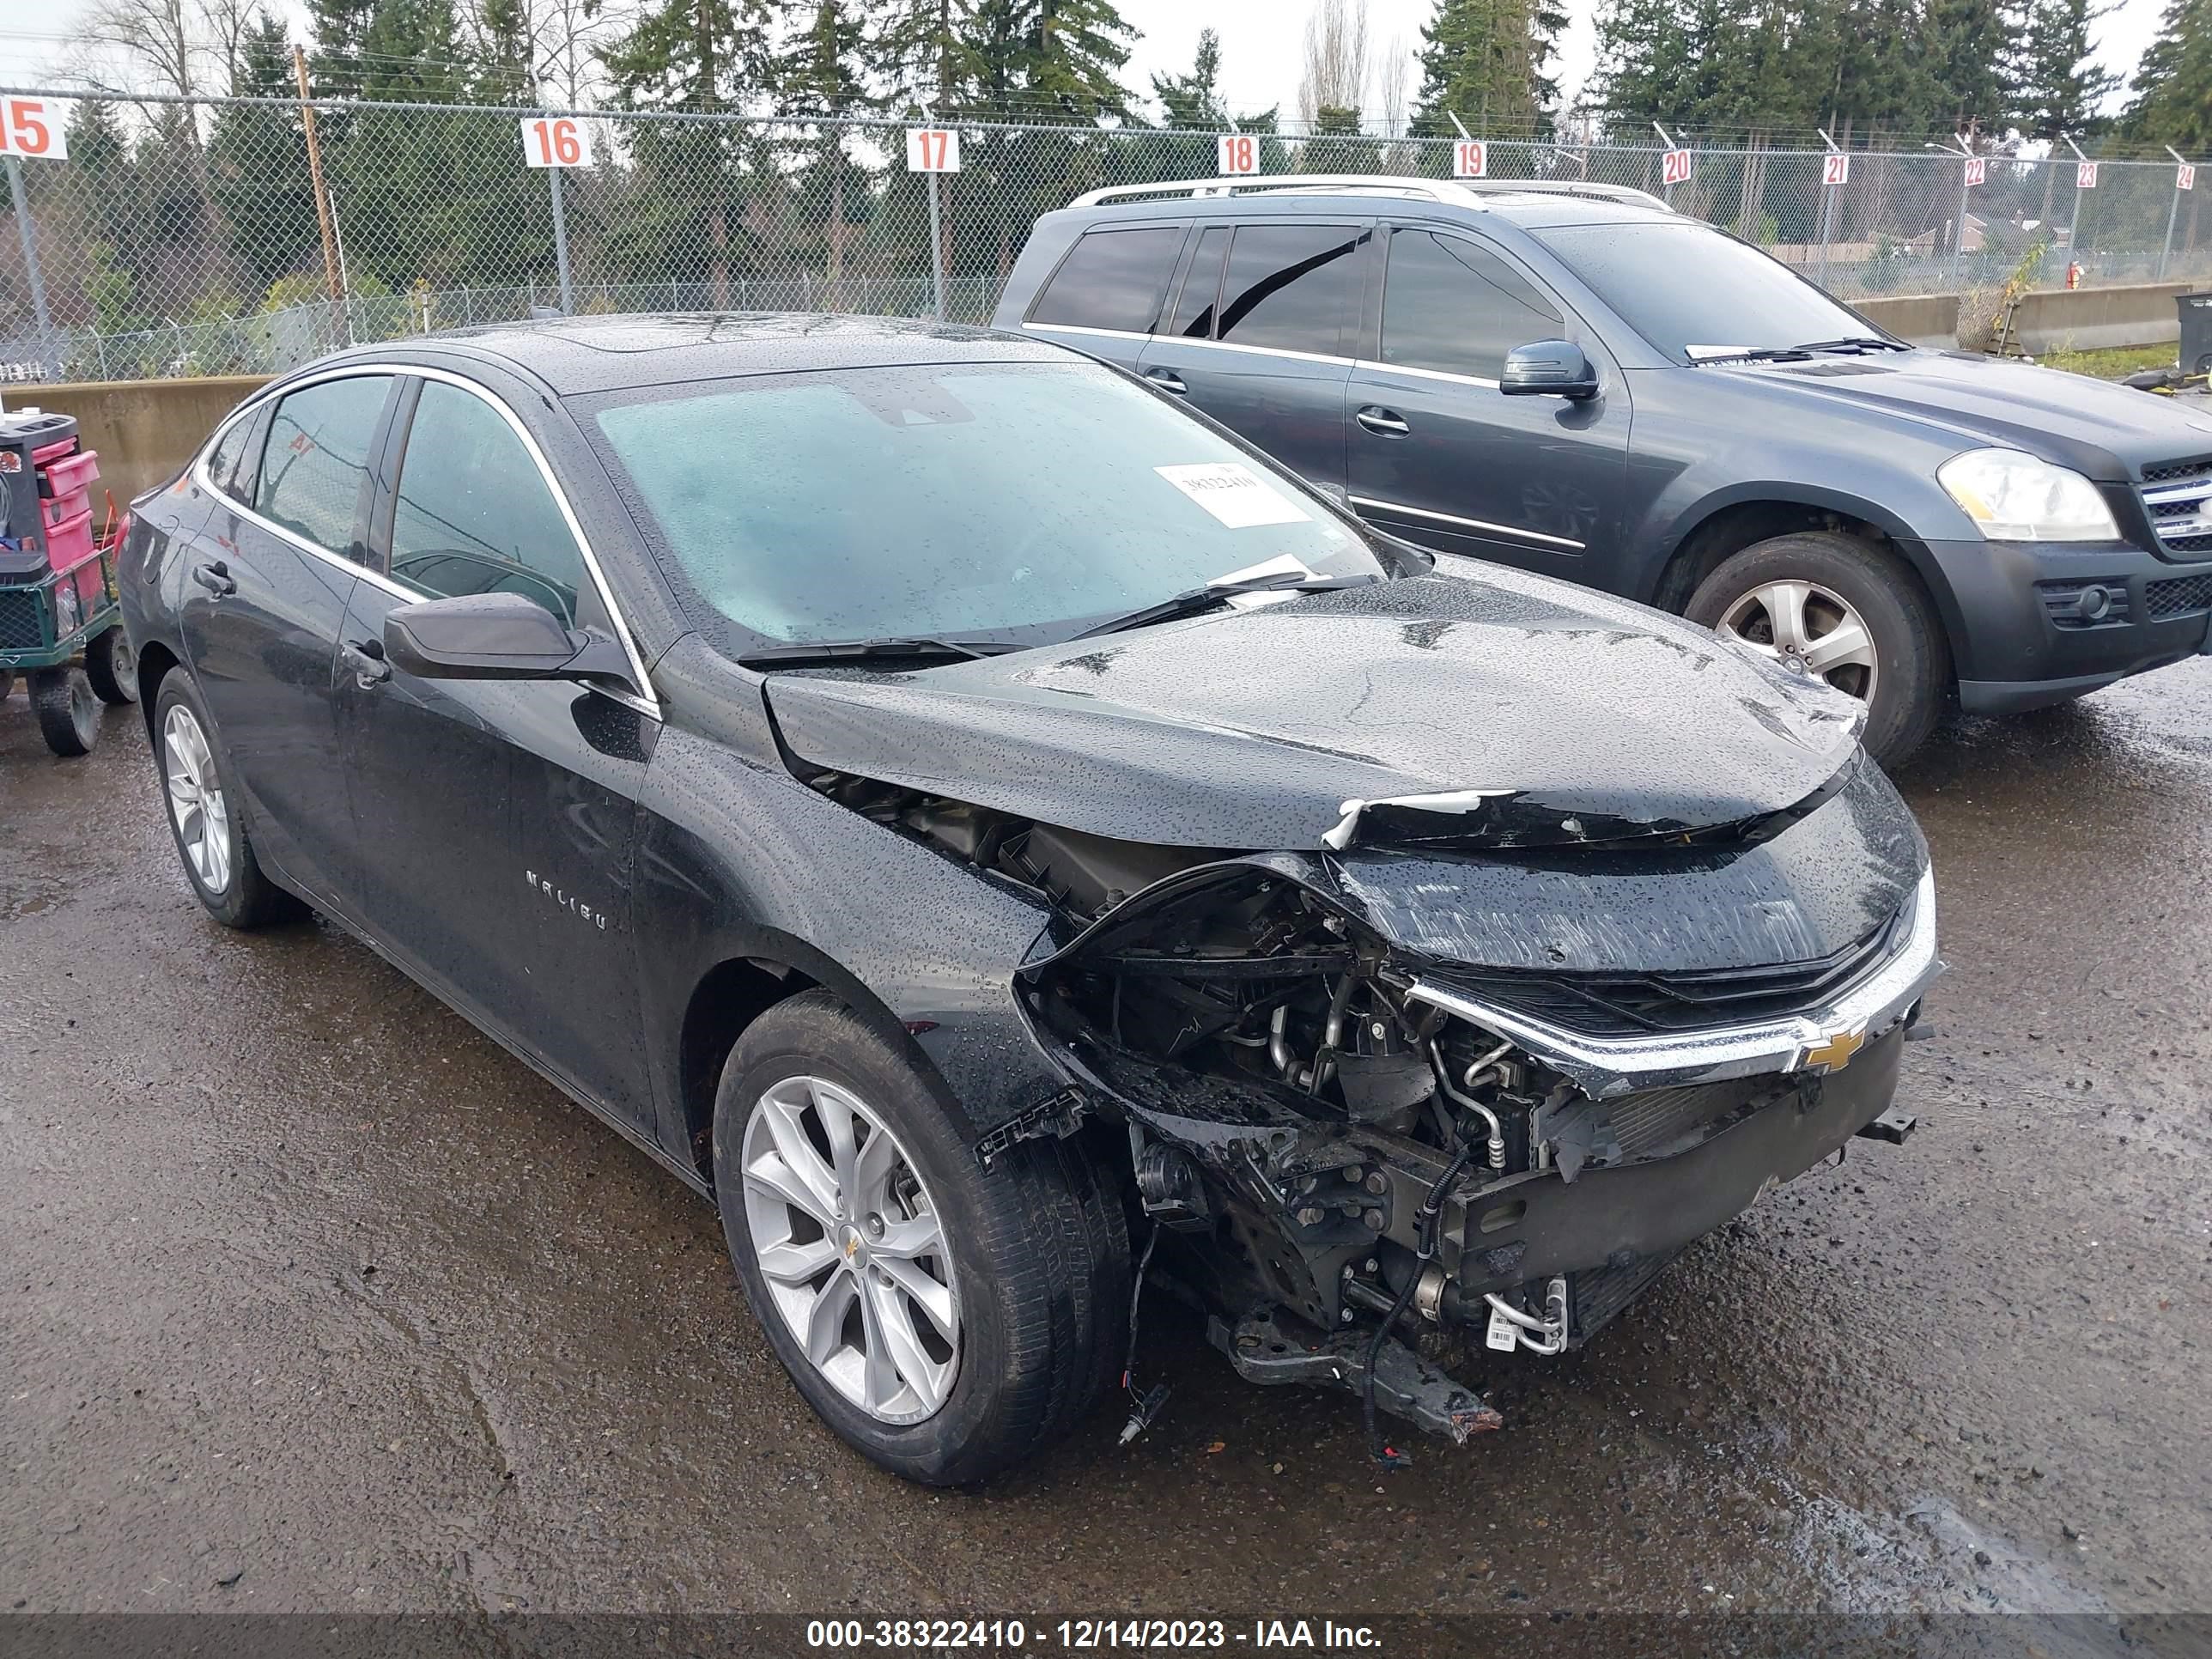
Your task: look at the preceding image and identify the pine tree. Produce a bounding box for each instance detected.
[778,0,877,301]
[2010,0,2119,138]
[2127,0,2212,149]
[1925,0,2012,130]
[1415,0,1568,137]
[209,14,321,297]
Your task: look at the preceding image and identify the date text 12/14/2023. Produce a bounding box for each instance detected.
[805,1620,1387,1650]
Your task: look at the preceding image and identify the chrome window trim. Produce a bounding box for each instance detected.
[1352,357,1502,392]
[1407,867,1941,1101]
[195,361,661,720]
[1349,495,1586,552]
[1024,320,1356,370]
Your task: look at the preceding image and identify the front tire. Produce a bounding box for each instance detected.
[714,990,1127,1486]
[1686,531,1948,765]
[151,673,303,928]
[30,667,98,757]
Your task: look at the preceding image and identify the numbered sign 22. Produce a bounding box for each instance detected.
[2179,163,2197,192]
[1963,155,1987,188]
[0,97,67,161]
[907,128,960,173]
[2075,161,2099,189]
[1217,133,1260,176]
[1822,153,1850,187]
[521,116,592,168]
[1661,149,1692,187]
[1451,140,1486,179]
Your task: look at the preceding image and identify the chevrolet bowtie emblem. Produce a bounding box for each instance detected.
[1802,1025,1867,1073]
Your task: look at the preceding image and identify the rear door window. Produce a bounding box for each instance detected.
[1028,226,1187,333]
[1381,228,1563,381]
[204,410,260,499]
[252,375,392,556]
[1164,225,1230,337]
[1217,223,1364,356]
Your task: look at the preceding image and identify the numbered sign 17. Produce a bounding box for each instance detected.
[1822,153,1850,187]
[1660,149,1692,187]
[1217,133,1260,176]
[2075,161,2099,189]
[1451,140,1486,179]
[2179,163,2197,192]
[0,97,67,161]
[907,128,960,173]
[1962,156,1987,188]
[520,116,592,168]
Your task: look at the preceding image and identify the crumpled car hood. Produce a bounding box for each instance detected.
[762,568,1864,850]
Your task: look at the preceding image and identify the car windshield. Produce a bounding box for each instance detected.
[1530,222,1881,364]
[584,361,1384,648]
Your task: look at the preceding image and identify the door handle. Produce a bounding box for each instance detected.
[191,560,235,597]
[1145,367,1189,395]
[1355,406,1411,437]
[343,637,391,687]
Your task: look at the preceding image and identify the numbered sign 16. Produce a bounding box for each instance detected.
[2075,161,2099,189]
[1452,140,1486,179]
[2179,163,2197,192]
[0,97,67,161]
[1962,156,1987,188]
[1661,148,1692,187]
[1217,133,1260,176]
[520,116,592,168]
[907,128,960,173]
[1822,153,1850,187]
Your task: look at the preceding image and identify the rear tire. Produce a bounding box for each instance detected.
[85,627,138,705]
[1686,531,1948,766]
[30,667,98,757]
[151,672,303,928]
[713,990,1127,1486]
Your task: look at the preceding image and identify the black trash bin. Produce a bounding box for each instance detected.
[2179,290,2212,376]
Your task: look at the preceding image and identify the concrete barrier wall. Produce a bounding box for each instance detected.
[1856,292,1962,349]
[2008,282,2194,354]
[3,375,270,506]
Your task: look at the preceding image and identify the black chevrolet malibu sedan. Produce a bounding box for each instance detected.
[119,315,1939,1484]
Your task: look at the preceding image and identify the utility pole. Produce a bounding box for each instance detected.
[293,45,347,341]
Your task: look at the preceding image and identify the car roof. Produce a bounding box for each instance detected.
[316,312,1073,397]
[1048,186,1679,234]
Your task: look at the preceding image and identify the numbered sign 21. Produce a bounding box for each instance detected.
[1660,149,1692,187]
[521,116,592,168]
[0,97,67,161]
[1822,153,1850,187]
[907,128,960,173]
[1217,133,1260,176]
[1452,140,1486,179]
[2076,161,2099,189]
[2181,163,2198,193]
[1963,156,1987,188]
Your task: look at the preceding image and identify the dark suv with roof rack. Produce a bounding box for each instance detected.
[994,174,2212,762]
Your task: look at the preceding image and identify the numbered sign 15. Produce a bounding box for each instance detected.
[1661,149,1692,186]
[0,97,67,161]
[2075,161,2099,189]
[1217,133,1260,176]
[907,128,960,173]
[1452,140,1486,179]
[1822,153,1850,187]
[1962,156,1987,188]
[520,116,592,168]
[2179,163,2197,192]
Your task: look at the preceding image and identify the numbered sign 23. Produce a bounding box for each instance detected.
[1823,153,1850,187]
[907,128,960,173]
[1963,156,1987,188]
[521,116,592,168]
[0,97,67,161]
[1217,133,1260,176]
[1452,140,1486,179]
[2075,161,2099,189]
[1661,149,1692,186]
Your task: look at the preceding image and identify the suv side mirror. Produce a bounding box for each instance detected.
[384,591,632,686]
[1501,340,1600,401]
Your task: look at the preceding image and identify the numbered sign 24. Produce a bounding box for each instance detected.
[2075,161,2099,189]
[520,116,592,168]
[0,97,66,161]
[1822,153,1850,187]
[1963,156,1987,188]
[907,128,960,173]
[1660,149,1692,187]
[1452,140,1486,179]
[2181,163,2198,193]
[1217,133,1260,176]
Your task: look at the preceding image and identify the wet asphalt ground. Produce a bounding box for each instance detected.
[3,665,2209,1646]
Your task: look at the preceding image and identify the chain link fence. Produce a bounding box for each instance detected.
[3,88,2207,383]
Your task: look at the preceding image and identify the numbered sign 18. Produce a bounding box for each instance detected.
[2075,161,2099,189]
[1661,148,1692,187]
[1451,140,1486,179]
[0,97,67,161]
[907,128,960,173]
[2179,163,2197,192]
[1217,133,1260,176]
[1822,153,1850,187]
[1962,156,1987,188]
[520,116,592,168]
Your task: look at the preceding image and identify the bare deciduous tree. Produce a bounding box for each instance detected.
[1297,0,1370,129]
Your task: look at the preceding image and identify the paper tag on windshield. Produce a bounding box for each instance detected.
[1155,462,1312,529]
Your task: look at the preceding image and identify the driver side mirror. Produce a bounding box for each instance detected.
[1500,339,1601,401]
[383,591,633,687]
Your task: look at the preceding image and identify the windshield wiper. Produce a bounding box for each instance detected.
[737,635,1017,669]
[1790,335,1911,353]
[1074,568,1382,639]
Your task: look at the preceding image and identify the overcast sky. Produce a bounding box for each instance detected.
[0,0,2162,124]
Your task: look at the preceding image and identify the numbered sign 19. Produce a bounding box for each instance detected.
[907,128,960,173]
[1217,133,1260,176]
[1963,155,1987,188]
[1822,153,1850,187]
[0,97,67,161]
[2075,161,2099,189]
[1660,149,1692,187]
[520,116,592,168]
[2179,163,2197,192]
[1451,140,1486,179]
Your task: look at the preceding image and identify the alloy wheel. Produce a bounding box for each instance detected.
[162,704,232,895]
[1717,578,1880,702]
[740,1074,962,1425]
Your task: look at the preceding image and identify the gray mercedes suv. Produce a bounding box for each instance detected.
[993,174,2212,762]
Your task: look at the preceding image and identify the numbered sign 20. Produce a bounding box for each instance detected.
[1822,153,1850,187]
[1963,155,1987,188]
[1452,140,1486,179]
[521,116,592,168]
[1217,133,1260,176]
[907,128,960,173]
[0,97,67,161]
[2179,163,2197,192]
[1660,148,1692,186]
[2075,161,2099,189]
